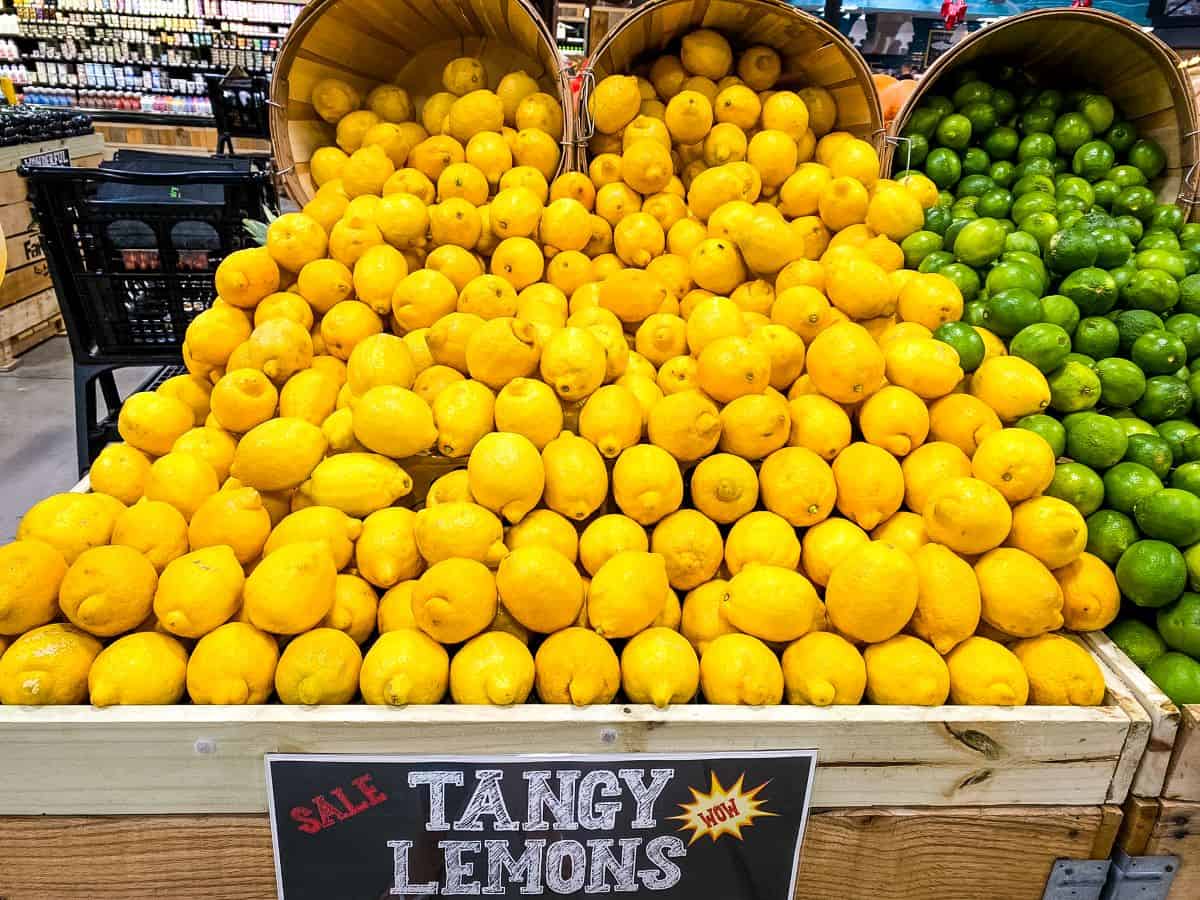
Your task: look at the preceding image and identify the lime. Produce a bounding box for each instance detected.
[1013,174,1055,197]
[1171,461,1200,497]
[953,217,1007,267]
[1004,250,1048,283]
[1135,249,1188,280]
[1022,211,1060,249]
[935,113,973,150]
[989,160,1016,188]
[898,133,930,167]
[924,205,952,235]
[1010,322,1071,373]
[1131,330,1187,377]
[1047,229,1099,274]
[1065,412,1127,466]
[932,321,985,372]
[944,218,975,251]
[1108,618,1168,669]
[906,108,943,138]
[1042,294,1082,334]
[1094,179,1120,208]
[951,196,980,218]
[1060,267,1119,317]
[1017,413,1067,456]
[1056,175,1095,208]
[1012,191,1059,223]
[1052,112,1093,155]
[1115,309,1167,354]
[1139,230,1181,252]
[1005,231,1041,255]
[1157,593,1200,658]
[1035,89,1065,111]
[1125,433,1175,478]
[1122,418,1161,437]
[962,147,991,176]
[900,231,944,268]
[1073,140,1117,180]
[1066,352,1097,368]
[1186,543,1200,591]
[1122,268,1180,314]
[1184,433,1200,463]
[1103,462,1164,515]
[1077,93,1115,133]
[1115,214,1145,244]
[1073,317,1119,358]
[1109,164,1148,189]
[1087,509,1141,566]
[1112,262,1138,292]
[983,126,1019,160]
[1134,376,1193,422]
[1148,653,1200,705]
[1016,156,1057,181]
[1156,418,1200,462]
[918,250,955,275]
[962,300,990,328]
[1117,539,1189,608]
[986,288,1044,338]
[1095,357,1147,407]
[1018,132,1057,161]
[976,188,1013,219]
[925,147,963,189]
[1104,120,1137,155]
[1152,207,1186,238]
[1094,228,1134,268]
[1135,488,1200,547]
[1046,461,1106,515]
[938,262,981,301]
[1129,138,1167,180]
[1057,195,1089,217]
[1021,105,1056,134]
[953,80,993,109]
[993,88,1017,118]
[925,95,955,119]
[986,260,1043,296]
[1115,185,1158,222]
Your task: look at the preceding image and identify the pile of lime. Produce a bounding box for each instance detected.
[897,69,1200,706]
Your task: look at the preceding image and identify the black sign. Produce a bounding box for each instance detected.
[20,147,70,168]
[266,750,817,899]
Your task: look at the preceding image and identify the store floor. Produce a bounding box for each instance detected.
[0,338,155,541]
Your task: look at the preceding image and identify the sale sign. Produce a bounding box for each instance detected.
[266,750,817,899]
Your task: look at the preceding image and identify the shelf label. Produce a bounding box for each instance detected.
[266,749,817,899]
[20,147,70,168]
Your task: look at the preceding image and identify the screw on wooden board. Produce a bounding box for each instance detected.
[194,738,217,754]
[600,728,617,744]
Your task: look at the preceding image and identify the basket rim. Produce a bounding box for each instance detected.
[884,7,1200,205]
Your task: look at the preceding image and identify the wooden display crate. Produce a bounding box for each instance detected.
[95,121,271,156]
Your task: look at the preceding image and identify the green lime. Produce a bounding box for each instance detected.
[926,95,955,119]
[1013,174,1055,197]
[1135,488,1200,547]
[1010,322,1072,373]
[953,80,993,108]
[1115,185,1158,222]
[983,126,1019,160]
[906,107,943,138]
[985,260,1043,296]
[1094,228,1134,268]
[1129,138,1167,180]
[1152,204,1186,234]
[951,196,980,219]
[1103,462,1164,515]
[1057,175,1095,209]
[932,321,986,372]
[1042,294,1082,334]
[1047,229,1099,274]
[1185,542,1200,591]
[1122,268,1180,314]
[1005,231,1041,255]
[1016,414,1067,456]
[1139,230,1181,252]
[1065,412,1127,466]
[993,87,1017,118]
[1162,312,1200,363]
[962,102,998,137]
[1104,121,1137,156]
[1133,330,1189,376]
[1004,250,1047,282]
[924,205,952,235]
[989,160,1016,188]
[1046,461,1106,515]
[1060,267,1119,317]
[900,231,944,268]
[925,147,963,189]
[1117,540,1189,608]
[1078,94,1115,133]
[986,288,1044,338]
[1136,249,1188,280]
[1052,112,1093,155]
[937,262,981,301]
[1158,593,1200,658]
[1094,179,1120,208]
[1011,191,1059,223]
[1115,214,1145,243]
[918,250,955,274]
[976,188,1013,219]
[1087,509,1141,566]
[1171,461,1200,498]
[961,300,990,328]
[1021,105,1056,134]
[1073,317,1119,359]
[1096,358,1147,408]
[935,113,973,151]
[1108,619,1168,669]
[1019,132,1057,161]
[956,177,993,201]
[1115,309,1167,354]
[962,147,991,176]
[1035,89,1064,111]
[1066,352,1097,368]
[953,217,1007,267]
[1016,156,1057,180]
[1109,164,1148,189]
[1134,376,1193,422]
[1122,418,1161,437]
[1124,433,1175,478]
[1022,211,1060,249]
[1148,653,1200,704]
[1184,433,1200,463]
[1073,140,1117,180]
[1156,419,1200,463]
[944,217,975,251]
[898,133,930,167]
[1057,195,1089,217]
[1112,262,1138,292]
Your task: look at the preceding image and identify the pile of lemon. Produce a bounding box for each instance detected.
[0,30,1111,710]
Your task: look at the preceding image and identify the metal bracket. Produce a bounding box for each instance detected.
[1042,859,1111,900]
[1099,848,1180,900]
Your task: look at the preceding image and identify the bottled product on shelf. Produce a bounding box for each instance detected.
[0,103,93,144]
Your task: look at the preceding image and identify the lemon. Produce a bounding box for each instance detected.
[429,379,493,458]
[700,633,784,705]
[577,384,641,459]
[231,417,328,493]
[186,483,270,565]
[412,501,506,568]
[1012,634,1105,706]
[426,469,473,509]
[517,283,569,341]
[88,632,188,707]
[109,498,188,574]
[185,303,253,370]
[266,506,362,570]
[458,275,519,322]
[778,163,831,218]
[156,374,212,426]
[466,432,544,524]
[500,164,550,202]
[825,540,918,643]
[725,564,821,643]
[945,637,1029,706]
[210,368,278,433]
[279,369,340,426]
[504,509,577,563]
[18,492,119,571]
[447,632,534,706]
[361,629,449,706]
[882,337,963,401]
[686,454,755,526]
[923,476,1012,555]
[244,541,336,635]
[677,581,734,652]
[184,621,278,703]
[271,628,362,706]
[976,548,1065,638]
[351,507,422,590]
[797,518,865,588]
[647,509,723,591]
[664,90,715,145]
[873,507,930,554]
[0,540,67,635]
[779,632,864,706]
[805,322,885,404]
[1055,552,1120,632]
[494,377,563,449]
[968,428,1056,506]
[516,93,564,141]
[350,384,438,461]
[897,273,963,330]
[787,394,851,462]
[349,244,406,316]
[214,246,279,311]
[490,236,546,291]
[908,542,981,654]
[378,582,418,633]
[57,544,156,637]
[116,390,194,457]
[0,623,102,705]
[412,557,497,643]
[588,550,669,638]
[311,77,360,123]
[718,392,791,460]
[901,441,974,516]
[621,628,700,708]
[336,109,382,153]
[495,546,584,634]
[691,336,768,406]
[620,139,673,196]
[863,635,949,706]
[88,444,151,506]
[856,384,929,458]
[756,446,835,527]
[831,442,905,531]
[535,627,620,705]
[427,311,485,372]
[647,390,721,462]
[680,28,732,78]
[572,516,645,580]
[612,444,683,525]
[970,356,1052,423]
[540,430,608,521]
[463,318,540,391]
[322,574,379,644]
[590,74,641,134]
[266,212,327,272]
[1007,496,1087,571]
[496,70,539,125]
[321,300,385,362]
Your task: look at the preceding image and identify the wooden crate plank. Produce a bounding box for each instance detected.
[1116,795,1162,856]
[1085,638,1153,803]
[5,229,44,270]
[0,805,1117,900]
[0,700,1134,814]
[1143,800,1200,899]
[0,132,105,173]
[1164,705,1200,801]
[0,288,58,341]
[0,260,52,311]
[0,200,34,237]
[0,313,63,371]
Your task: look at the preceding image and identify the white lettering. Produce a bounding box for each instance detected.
[577,771,621,831]
[388,839,439,895]
[585,838,641,893]
[439,840,483,895]
[638,835,686,890]
[409,771,465,832]
[544,840,587,893]
[483,839,546,895]
[524,770,580,832]
[454,770,519,832]
[619,769,674,829]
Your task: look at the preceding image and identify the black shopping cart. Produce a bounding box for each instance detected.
[205,69,271,156]
[21,150,277,472]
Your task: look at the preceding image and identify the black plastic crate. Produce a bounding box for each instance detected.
[205,71,271,148]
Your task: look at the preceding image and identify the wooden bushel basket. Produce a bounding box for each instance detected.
[269,0,571,205]
[577,0,882,167]
[886,8,1200,208]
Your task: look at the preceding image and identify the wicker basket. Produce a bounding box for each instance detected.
[577,0,882,168]
[886,9,1199,207]
[269,0,570,205]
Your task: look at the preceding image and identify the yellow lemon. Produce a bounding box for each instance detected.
[883,337,963,400]
[612,444,684,525]
[579,384,642,459]
[450,632,535,705]
[1012,634,1105,706]
[210,368,278,433]
[432,378,495,458]
[111,499,188,573]
[413,502,507,567]
[650,509,724,590]
[535,627,620,705]
[1007,495,1087,570]
[865,181,924,241]
[761,89,810,138]
[1055,552,1120,632]
[825,540,918,643]
[378,581,418,633]
[322,573,380,644]
[185,303,252,370]
[690,453,758,523]
[426,468,474,506]
[832,442,904,530]
[908,542,981,654]
[88,443,151,506]
[782,632,865,706]
[578,514,649,577]
[539,326,607,401]
[354,507,422,589]
[0,623,102,705]
[928,393,1004,456]
[467,432,544,524]
[186,621,278,704]
[266,212,327,272]
[89,631,189,707]
[0,540,67,635]
[817,176,869,231]
[801,517,869,587]
[464,317,540,389]
[244,541,336,634]
[231,417,328,493]
[496,545,584,633]
[350,385,437,458]
[946,636,1029,706]
[647,390,722,462]
[412,558,498,643]
[588,550,670,638]
[360,629,449,705]
[116,390,194,457]
[599,266,669,325]
[299,452,413,516]
[699,633,783,705]
[275,628,362,705]
[806,321,885,403]
[266,506,362,570]
[726,565,821,643]
[973,427,1056,504]
[280,369,340,426]
[858,384,929,458]
[864,635,950,705]
[679,580,738,655]
[57,544,156,637]
[787,394,852,461]
[724,510,801,573]
[142,451,219,522]
[922,476,1012,555]
[156,373,212,426]
[505,509,578,562]
[621,628,700,708]
[187,482,270,564]
[897,272,964,330]
[976,547,1065,638]
[970,356,1052,422]
[16,492,122,566]
[427,311,486,372]
[541,430,608,521]
[494,377,564,449]
[695,335,771,404]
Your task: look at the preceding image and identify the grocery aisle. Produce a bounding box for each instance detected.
[0,338,153,541]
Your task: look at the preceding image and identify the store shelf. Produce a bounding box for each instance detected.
[29,105,215,126]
